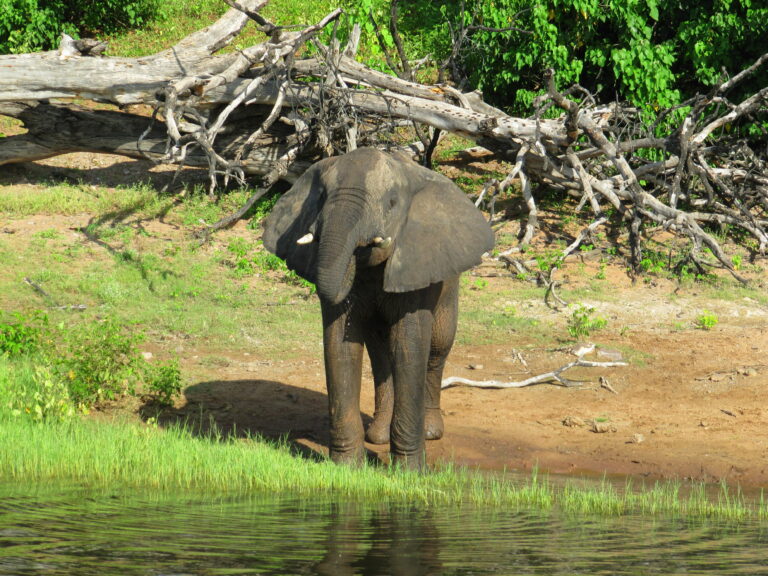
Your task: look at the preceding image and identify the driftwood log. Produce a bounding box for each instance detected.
[1,0,766,278]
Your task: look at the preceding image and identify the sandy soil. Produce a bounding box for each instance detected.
[3,152,768,487]
[168,283,768,486]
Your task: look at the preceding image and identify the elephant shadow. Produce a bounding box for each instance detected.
[140,378,380,463]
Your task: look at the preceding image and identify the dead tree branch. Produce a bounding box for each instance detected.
[442,349,628,389]
[0,2,765,279]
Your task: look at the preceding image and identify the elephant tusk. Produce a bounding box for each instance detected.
[296,233,314,245]
[373,236,392,249]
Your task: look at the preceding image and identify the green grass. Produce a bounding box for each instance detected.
[0,182,320,357]
[2,356,759,518]
[0,181,170,217]
[105,0,341,58]
[456,281,555,346]
[0,399,764,519]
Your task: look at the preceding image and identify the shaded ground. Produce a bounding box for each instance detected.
[3,151,768,487]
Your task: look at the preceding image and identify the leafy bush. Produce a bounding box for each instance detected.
[0,0,162,54]
[56,318,146,404]
[567,304,607,339]
[0,311,46,357]
[694,310,719,331]
[0,312,183,413]
[5,365,77,422]
[347,0,768,116]
[143,359,182,406]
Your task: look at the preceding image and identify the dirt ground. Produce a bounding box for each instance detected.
[3,152,768,487]
[172,286,768,487]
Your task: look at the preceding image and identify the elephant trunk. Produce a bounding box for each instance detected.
[316,193,369,305]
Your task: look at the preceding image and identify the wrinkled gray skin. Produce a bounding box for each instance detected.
[263,148,494,470]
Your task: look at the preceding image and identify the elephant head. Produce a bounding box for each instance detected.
[263,148,494,304]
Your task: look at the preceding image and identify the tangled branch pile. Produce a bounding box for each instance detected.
[0,0,766,278]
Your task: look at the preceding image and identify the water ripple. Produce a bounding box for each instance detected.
[1,484,767,575]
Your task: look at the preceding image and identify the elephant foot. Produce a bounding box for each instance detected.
[424,408,444,441]
[330,445,366,466]
[365,417,391,445]
[391,450,426,472]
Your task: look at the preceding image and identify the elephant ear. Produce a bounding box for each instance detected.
[384,175,495,292]
[262,162,330,285]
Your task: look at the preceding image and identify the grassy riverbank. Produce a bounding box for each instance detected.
[0,393,763,521]
[0,359,763,521]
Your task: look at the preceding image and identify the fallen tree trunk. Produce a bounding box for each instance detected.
[0,0,766,279]
[0,101,311,180]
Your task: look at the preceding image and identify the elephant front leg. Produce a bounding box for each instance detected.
[322,303,366,465]
[390,308,433,471]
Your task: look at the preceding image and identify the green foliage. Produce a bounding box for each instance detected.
[356,0,768,118]
[246,191,280,228]
[567,304,607,339]
[535,250,565,274]
[226,237,258,277]
[0,0,162,54]
[444,0,682,111]
[0,312,183,412]
[694,310,719,331]
[341,0,395,66]
[0,311,46,357]
[222,237,316,293]
[470,278,488,291]
[56,318,145,404]
[5,365,77,423]
[637,245,717,283]
[143,359,182,406]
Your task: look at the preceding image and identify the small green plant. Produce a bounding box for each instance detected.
[567,304,608,339]
[33,228,61,240]
[694,310,718,331]
[535,250,565,274]
[6,365,77,423]
[143,359,183,406]
[247,191,280,228]
[226,237,256,276]
[253,249,286,273]
[595,262,607,280]
[639,253,666,275]
[56,319,145,405]
[0,311,46,357]
[285,270,316,294]
[470,278,488,291]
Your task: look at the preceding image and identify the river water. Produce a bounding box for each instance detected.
[1,483,767,575]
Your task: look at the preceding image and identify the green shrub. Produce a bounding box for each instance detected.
[143,359,183,406]
[567,304,607,339]
[347,0,767,119]
[0,0,162,54]
[694,310,718,331]
[0,311,46,357]
[4,365,77,422]
[226,237,256,277]
[56,318,145,405]
[0,313,185,413]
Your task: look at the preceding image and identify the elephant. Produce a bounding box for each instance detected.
[263,147,494,469]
